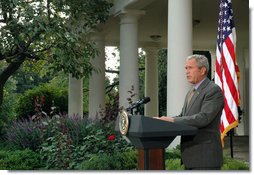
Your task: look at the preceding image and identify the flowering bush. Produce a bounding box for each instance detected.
[108,134,115,141]
[4,113,135,169]
[4,115,90,151]
[5,117,44,151]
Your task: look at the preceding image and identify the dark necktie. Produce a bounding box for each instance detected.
[187,88,195,107]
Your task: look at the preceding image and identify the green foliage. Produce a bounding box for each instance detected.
[5,118,44,151]
[0,0,112,107]
[39,117,134,170]
[70,122,135,169]
[165,157,249,170]
[5,115,90,151]
[72,122,134,157]
[101,91,119,123]
[0,149,43,170]
[222,157,249,170]
[0,77,19,136]
[14,63,54,94]
[40,118,74,170]
[0,0,113,79]
[78,150,138,170]
[16,84,68,119]
[165,145,181,159]
[165,159,184,170]
[165,146,184,170]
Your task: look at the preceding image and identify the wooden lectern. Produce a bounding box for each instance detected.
[115,114,197,170]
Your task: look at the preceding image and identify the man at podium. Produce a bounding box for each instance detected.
[155,54,224,170]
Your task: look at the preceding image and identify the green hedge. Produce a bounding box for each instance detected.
[165,157,249,170]
[77,150,138,170]
[0,149,44,170]
[0,145,249,170]
[222,157,249,170]
[16,84,68,119]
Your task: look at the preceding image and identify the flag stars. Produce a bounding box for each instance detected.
[217,0,235,43]
[220,3,224,8]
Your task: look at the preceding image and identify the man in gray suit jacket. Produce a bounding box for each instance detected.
[155,54,224,170]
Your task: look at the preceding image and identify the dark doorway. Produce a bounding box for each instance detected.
[193,51,212,80]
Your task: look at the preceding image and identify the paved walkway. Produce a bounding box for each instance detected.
[223,136,249,163]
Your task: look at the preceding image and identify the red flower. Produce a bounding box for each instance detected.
[108,134,115,141]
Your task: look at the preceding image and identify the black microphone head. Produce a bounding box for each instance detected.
[143,97,150,104]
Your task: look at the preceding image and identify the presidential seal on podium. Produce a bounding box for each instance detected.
[118,109,129,135]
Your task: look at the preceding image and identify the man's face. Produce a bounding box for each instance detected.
[185,58,206,84]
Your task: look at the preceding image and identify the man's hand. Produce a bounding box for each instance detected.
[153,116,175,122]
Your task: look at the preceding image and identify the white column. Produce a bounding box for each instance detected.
[89,33,106,120]
[243,48,249,135]
[210,50,216,80]
[144,47,159,117]
[119,10,145,109]
[167,0,192,148]
[68,75,83,117]
[235,48,249,135]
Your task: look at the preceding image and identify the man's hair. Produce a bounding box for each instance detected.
[187,54,209,74]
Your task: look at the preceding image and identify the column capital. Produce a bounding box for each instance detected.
[117,9,145,24]
[143,47,160,60]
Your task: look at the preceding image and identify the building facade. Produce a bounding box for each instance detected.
[68,0,249,137]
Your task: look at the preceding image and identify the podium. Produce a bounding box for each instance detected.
[115,114,197,170]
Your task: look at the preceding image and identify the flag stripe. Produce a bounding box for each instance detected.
[215,0,240,147]
[221,46,239,105]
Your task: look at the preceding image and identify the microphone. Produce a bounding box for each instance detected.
[126,97,151,112]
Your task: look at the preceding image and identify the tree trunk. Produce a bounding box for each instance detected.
[0,58,25,106]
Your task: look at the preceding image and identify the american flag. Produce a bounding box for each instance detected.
[214,0,240,146]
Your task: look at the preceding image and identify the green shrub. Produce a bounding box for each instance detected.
[40,125,74,170]
[5,118,44,151]
[4,115,89,151]
[165,159,184,170]
[38,118,134,169]
[78,150,137,170]
[222,157,249,170]
[165,157,249,170]
[0,79,19,137]
[15,84,68,119]
[5,114,135,170]
[0,149,43,170]
[165,145,181,159]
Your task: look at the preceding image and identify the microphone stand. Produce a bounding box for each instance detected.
[135,106,141,115]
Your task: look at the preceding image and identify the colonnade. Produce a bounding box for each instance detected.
[68,0,192,125]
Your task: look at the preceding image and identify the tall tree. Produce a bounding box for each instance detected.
[0,0,112,106]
